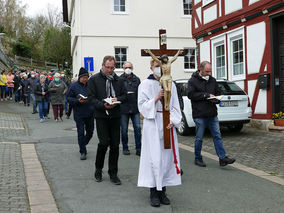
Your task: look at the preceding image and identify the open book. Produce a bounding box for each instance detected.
[78,94,88,99]
[207,95,224,101]
[104,97,121,105]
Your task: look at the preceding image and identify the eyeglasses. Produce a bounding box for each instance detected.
[124,67,132,69]
[104,66,115,70]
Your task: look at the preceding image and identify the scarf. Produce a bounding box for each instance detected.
[100,69,116,97]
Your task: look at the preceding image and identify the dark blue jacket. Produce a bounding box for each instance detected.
[67,81,95,118]
[120,73,140,114]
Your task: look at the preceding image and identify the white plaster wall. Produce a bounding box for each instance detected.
[247,22,266,74]
[248,80,257,106]
[200,40,211,63]
[254,89,267,114]
[70,0,194,81]
[249,0,260,5]
[225,0,242,15]
[203,4,217,24]
[195,0,201,4]
[72,36,194,81]
[79,0,191,38]
[196,7,201,23]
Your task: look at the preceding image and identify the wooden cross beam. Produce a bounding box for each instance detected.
[141,29,187,149]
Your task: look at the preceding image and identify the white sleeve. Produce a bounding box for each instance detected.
[138,83,157,119]
[170,84,182,128]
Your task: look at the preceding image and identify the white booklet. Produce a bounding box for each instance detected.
[207,95,224,101]
[104,97,121,105]
[78,94,88,99]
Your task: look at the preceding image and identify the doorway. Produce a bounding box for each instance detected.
[271,13,284,113]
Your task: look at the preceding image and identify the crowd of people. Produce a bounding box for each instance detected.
[0,57,236,208]
[0,69,71,122]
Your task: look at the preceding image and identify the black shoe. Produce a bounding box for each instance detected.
[27,104,30,106]
[158,191,170,205]
[194,158,206,167]
[123,150,130,155]
[80,153,87,160]
[94,169,102,182]
[180,169,183,176]
[219,156,235,167]
[150,188,160,207]
[110,175,121,185]
[136,150,141,156]
[32,112,37,114]
[66,115,70,119]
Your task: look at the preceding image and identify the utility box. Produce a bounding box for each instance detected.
[258,74,270,89]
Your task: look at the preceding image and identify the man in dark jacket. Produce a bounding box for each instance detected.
[25,71,39,114]
[88,55,127,185]
[120,62,141,156]
[67,67,95,160]
[187,61,235,167]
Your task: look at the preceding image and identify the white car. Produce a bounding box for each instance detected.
[174,79,252,135]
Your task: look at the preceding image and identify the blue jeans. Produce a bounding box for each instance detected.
[193,116,226,159]
[0,85,7,99]
[15,89,19,102]
[64,95,68,113]
[120,113,141,151]
[23,92,30,105]
[30,94,38,113]
[37,100,48,119]
[7,87,13,98]
[74,115,95,154]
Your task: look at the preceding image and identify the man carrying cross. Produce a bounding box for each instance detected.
[137,29,185,207]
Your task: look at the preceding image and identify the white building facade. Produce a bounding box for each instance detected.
[63,0,196,80]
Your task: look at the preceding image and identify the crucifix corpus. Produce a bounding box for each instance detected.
[141,29,187,149]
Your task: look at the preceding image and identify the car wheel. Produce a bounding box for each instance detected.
[227,123,243,132]
[177,113,193,136]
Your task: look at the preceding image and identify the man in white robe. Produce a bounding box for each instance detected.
[137,59,182,207]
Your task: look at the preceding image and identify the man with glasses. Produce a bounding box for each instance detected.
[88,55,127,185]
[120,61,141,156]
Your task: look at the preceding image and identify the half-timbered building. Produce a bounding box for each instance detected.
[192,0,284,126]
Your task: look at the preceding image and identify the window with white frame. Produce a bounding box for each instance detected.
[184,48,197,71]
[182,0,192,16]
[227,27,245,81]
[232,38,244,76]
[216,44,225,79]
[112,0,129,14]
[115,47,127,69]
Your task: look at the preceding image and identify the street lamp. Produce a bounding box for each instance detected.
[0,33,5,50]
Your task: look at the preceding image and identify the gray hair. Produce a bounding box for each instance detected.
[200,61,211,71]
[123,61,133,69]
[40,75,46,79]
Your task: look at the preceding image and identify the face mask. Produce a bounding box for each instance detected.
[61,74,65,77]
[31,74,35,78]
[153,67,161,77]
[54,78,60,83]
[124,68,132,75]
[202,76,210,81]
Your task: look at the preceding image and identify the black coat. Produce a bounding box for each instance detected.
[120,73,140,114]
[88,71,127,119]
[67,81,94,118]
[187,71,221,119]
[34,82,49,102]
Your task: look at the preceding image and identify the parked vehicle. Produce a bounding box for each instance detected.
[174,79,252,135]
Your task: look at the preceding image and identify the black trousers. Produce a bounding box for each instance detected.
[75,114,95,154]
[95,118,120,176]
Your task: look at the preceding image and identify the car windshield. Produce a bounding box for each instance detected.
[217,82,246,95]
[175,82,188,96]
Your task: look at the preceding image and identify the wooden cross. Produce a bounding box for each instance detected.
[141,29,187,149]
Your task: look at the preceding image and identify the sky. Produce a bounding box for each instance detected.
[20,0,62,17]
